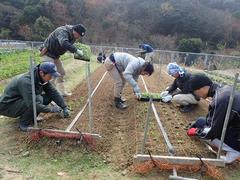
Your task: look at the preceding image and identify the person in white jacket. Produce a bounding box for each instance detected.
[104,52,154,109]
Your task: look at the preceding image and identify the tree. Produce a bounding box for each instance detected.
[178,38,203,53]
[34,16,54,40]
[0,28,11,39]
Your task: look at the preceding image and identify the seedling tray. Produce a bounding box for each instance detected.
[139,92,162,101]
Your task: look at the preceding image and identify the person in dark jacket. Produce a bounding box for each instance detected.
[138,43,154,61]
[97,51,106,63]
[187,74,240,163]
[0,62,70,132]
[160,63,199,112]
[40,24,86,96]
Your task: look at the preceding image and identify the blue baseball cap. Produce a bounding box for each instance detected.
[39,62,60,77]
[167,62,184,76]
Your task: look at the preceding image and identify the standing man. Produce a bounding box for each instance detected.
[40,24,86,96]
[0,62,70,132]
[187,74,240,163]
[160,63,199,112]
[138,43,154,62]
[104,52,154,109]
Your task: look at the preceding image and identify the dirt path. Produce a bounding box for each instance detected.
[141,65,212,157]
[1,64,239,179]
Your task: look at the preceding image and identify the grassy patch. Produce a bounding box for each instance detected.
[0,50,73,81]
[10,149,108,179]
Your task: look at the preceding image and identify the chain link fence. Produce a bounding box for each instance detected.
[90,45,240,88]
[0,39,42,54]
[1,40,240,87]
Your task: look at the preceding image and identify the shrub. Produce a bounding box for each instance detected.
[178,38,203,53]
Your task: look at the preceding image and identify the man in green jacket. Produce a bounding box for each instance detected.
[0,62,70,132]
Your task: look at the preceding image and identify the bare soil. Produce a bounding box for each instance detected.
[1,64,239,179]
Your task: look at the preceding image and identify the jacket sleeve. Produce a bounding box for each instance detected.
[43,83,67,109]
[18,79,52,113]
[123,61,139,88]
[56,30,77,53]
[199,95,229,140]
[166,79,178,94]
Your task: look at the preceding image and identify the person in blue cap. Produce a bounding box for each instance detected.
[138,43,154,61]
[160,62,199,112]
[0,62,70,132]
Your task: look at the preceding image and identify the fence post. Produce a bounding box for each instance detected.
[30,57,37,128]
[217,73,239,159]
[141,98,153,154]
[86,63,93,132]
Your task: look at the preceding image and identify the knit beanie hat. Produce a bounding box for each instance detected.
[190,73,213,90]
[73,24,86,36]
[167,62,185,76]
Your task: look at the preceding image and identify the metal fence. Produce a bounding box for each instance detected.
[1,39,240,86]
[0,39,42,53]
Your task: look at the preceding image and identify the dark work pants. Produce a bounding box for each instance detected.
[0,94,52,126]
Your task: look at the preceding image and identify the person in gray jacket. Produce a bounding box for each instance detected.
[0,62,70,132]
[104,52,154,109]
[40,24,86,96]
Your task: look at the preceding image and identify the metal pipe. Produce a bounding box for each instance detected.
[30,57,37,128]
[217,73,239,159]
[169,175,198,180]
[65,71,108,132]
[141,98,152,154]
[141,76,175,154]
[86,63,93,133]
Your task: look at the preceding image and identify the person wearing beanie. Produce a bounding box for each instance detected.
[0,62,70,132]
[160,62,199,113]
[137,43,154,62]
[187,73,240,164]
[104,52,154,109]
[40,24,86,97]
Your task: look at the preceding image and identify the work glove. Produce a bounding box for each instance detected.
[62,107,70,118]
[161,94,172,103]
[187,128,198,136]
[160,90,169,97]
[76,49,83,56]
[135,93,141,99]
[133,85,141,94]
[50,105,62,113]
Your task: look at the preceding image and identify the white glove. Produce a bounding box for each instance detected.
[135,93,141,99]
[202,127,211,135]
[76,49,83,56]
[160,90,169,97]
[161,94,172,103]
[133,85,141,94]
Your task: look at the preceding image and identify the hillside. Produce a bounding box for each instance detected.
[1,0,240,50]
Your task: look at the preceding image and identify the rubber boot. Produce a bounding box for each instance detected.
[57,82,72,97]
[114,97,128,109]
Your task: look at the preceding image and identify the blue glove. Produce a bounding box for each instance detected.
[62,107,70,118]
[135,93,141,99]
[133,85,141,94]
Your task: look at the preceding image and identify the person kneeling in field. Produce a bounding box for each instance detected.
[0,62,70,132]
[104,52,154,110]
[160,63,199,113]
[187,74,240,164]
